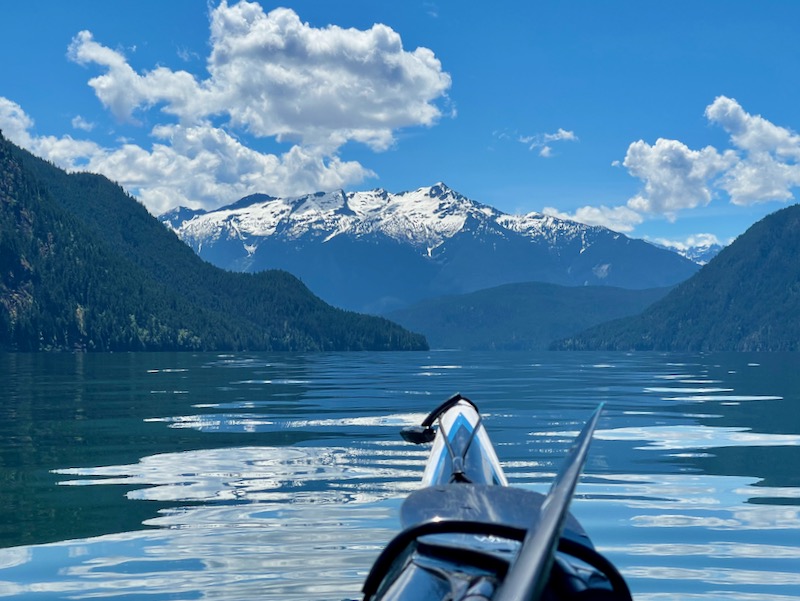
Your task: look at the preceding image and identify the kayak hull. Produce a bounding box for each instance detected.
[363,394,631,601]
[420,398,508,487]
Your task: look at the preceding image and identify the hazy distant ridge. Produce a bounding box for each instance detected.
[389,282,671,350]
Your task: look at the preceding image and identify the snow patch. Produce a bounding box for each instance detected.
[592,263,611,279]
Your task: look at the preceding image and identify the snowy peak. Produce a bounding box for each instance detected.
[159,184,701,312]
[164,183,515,250]
[160,206,207,230]
[651,239,724,265]
[160,183,630,254]
[292,190,348,216]
[358,183,493,247]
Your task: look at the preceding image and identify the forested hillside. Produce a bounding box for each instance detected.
[553,204,800,351]
[389,282,670,350]
[0,132,427,352]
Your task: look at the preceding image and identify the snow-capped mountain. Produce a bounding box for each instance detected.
[160,183,700,313]
[651,239,725,265]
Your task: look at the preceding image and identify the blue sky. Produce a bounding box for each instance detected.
[2,1,800,250]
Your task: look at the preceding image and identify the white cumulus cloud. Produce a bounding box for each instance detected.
[622,138,736,219]
[555,96,800,237]
[620,97,800,220]
[705,96,800,204]
[0,97,102,170]
[2,1,451,214]
[207,3,452,150]
[0,97,35,146]
[0,97,375,216]
[67,1,451,152]
[543,204,643,233]
[706,96,800,160]
[650,233,723,252]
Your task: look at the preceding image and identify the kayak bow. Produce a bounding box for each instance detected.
[362,394,631,601]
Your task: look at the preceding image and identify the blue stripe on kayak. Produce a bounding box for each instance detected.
[430,412,505,486]
[448,414,505,485]
[447,414,473,442]
[430,413,474,484]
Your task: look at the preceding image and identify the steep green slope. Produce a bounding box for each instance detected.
[0,132,427,351]
[554,204,800,351]
[388,282,670,350]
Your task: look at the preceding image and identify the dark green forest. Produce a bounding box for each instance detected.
[0,132,427,352]
[553,204,800,351]
[389,282,671,350]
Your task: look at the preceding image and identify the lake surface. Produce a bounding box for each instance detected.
[1,350,799,600]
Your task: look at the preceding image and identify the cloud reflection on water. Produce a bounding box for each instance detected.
[594,425,800,451]
[27,442,424,600]
[55,444,427,505]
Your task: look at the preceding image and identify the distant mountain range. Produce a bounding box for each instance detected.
[0,132,427,352]
[554,204,800,351]
[15,122,791,355]
[161,184,701,313]
[388,282,672,350]
[652,239,725,265]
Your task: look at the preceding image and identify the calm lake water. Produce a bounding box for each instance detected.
[1,350,799,600]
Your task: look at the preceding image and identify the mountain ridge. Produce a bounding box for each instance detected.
[388,282,672,350]
[161,183,701,313]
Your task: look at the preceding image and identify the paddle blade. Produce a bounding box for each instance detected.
[493,404,604,601]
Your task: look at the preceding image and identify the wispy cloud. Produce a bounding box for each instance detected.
[0,1,452,214]
[71,115,95,132]
[543,203,643,233]
[517,127,578,158]
[423,2,439,18]
[175,46,200,63]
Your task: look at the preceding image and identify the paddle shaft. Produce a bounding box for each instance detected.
[493,405,604,601]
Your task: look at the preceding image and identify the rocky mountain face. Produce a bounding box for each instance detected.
[161,183,700,313]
